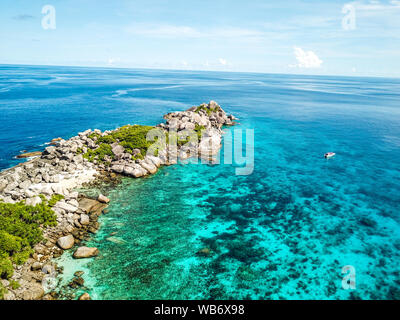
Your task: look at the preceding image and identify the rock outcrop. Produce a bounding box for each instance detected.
[0,101,236,300]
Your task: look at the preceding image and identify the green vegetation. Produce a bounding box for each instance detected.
[164,124,206,148]
[10,279,20,290]
[88,132,101,141]
[166,124,205,147]
[110,125,155,156]
[194,124,205,140]
[83,143,114,163]
[83,125,157,164]
[0,195,61,284]
[48,194,64,207]
[195,104,220,116]
[83,123,207,163]
[0,281,6,299]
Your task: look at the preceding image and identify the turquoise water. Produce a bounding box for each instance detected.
[1,65,400,299]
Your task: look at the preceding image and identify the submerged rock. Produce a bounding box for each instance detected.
[79,293,91,300]
[69,276,85,288]
[196,248,212,257]
[106,236,127,245]
[73,246,99,259]
[74,271,84,277]
[90,202,108,216]
[359,217,377,228]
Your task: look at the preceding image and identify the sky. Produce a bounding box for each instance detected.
[1,0,400,77]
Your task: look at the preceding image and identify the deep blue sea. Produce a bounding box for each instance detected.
[1,64,400,299]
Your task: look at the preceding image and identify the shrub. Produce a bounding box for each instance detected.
[84,143,114,162]
[0,231,24,255]
[195,104,220,116]
[88,132,101,141]
[0,253,13,279]
[48,194,64,207]
[0,281,7,300]
[10,280,20,290]
[97,135,116,144]
[0,195,60,281]
[112,125,154,156]
[194,124,205,140]
[84,125,156,163]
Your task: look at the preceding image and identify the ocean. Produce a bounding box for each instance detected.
[1,64,400,299]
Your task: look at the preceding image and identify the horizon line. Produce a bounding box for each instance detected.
[0,62,398,80]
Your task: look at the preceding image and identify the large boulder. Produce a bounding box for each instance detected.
[132,165,146,178]
[198,135,222,156]
[24,189,36,199]
[79,293,91,300]
[0,179,7,192]
[123,165,135,176]
[57,235,75,250]
[146,156,162,168]
[43,146,56,155]
[111,164,124,174]
[26,196,42,207]
[18,179,31,190]
[112,144,125,158]
[80,214,90,225]
[73,247,99,259]
[140,160,157,174]
[167,118,179,129]
[40,185,53,196]
[51,184,64,195]
[22,283,44,300]
[55,201,78,213]
[185,122,196,130]
[90,202,108,216]
[78,198,99,214]
[72,154,83,164]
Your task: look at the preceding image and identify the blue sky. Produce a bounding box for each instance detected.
[1,0,400,77]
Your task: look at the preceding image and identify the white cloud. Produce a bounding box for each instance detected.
[292,47,323,68]
[350,0,400,13]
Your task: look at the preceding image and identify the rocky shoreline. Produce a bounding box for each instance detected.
[0,101,236,300]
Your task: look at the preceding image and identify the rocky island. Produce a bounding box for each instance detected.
[0,101,237,300]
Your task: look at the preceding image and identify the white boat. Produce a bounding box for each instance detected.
[324,152,336,159]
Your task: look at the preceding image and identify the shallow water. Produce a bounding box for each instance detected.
[1,65,400,299]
